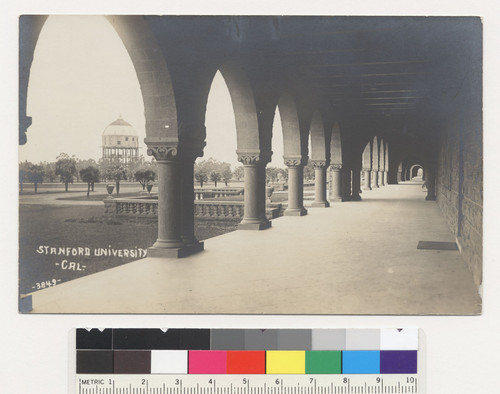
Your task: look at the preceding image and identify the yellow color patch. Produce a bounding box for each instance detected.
[266,351,305,374]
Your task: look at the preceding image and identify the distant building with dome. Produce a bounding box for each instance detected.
[101,116,139,163]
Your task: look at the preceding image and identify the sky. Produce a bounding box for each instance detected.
[19,15,285,169]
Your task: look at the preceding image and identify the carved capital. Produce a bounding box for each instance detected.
[311,160,328,169]
[145,138,179,162]
[147,145,177,161]
[284,156,308,168]
[236,150,272,166]
[329,163,343,171]
[238,155,261,165]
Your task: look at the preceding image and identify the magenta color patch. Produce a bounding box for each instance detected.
[188,351,227,374]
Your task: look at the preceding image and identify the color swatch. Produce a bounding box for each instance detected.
[76,328,418,375]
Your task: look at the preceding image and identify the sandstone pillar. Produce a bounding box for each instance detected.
[237,153,271,230]
[425,168,437,201]
[363,168,372,190]
[311,160,330,207]
[284,157,308,216]
[178,143,205,253]
[328,163,343,203]
[372,170,379,188]
[351,168,362,200]
[146,142,183,257]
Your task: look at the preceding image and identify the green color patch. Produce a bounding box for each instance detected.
[305,351,342,374]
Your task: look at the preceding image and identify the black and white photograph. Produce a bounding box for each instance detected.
[18,15,482,314]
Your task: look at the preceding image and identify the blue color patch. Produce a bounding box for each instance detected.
[342,351,380,374]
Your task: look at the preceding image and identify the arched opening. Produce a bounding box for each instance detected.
[20,15,146,163]
[362,140,372,191]
[215,62,270,230]
[201,70,238,184]
[277,92,308,216]
[410,164,424,180]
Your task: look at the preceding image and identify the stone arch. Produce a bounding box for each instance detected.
[379,138,385,171]
[410,164,424,178]
[362,140,372,171]
[278,92,303,160]
[372,137,380,171]
[20,16,178,144]
[330,121,342,166]
[19,15,49,145]
[309,110,327,162]
[218,63,261,155]
[105,16,178,140]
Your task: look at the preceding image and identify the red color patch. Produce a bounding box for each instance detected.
[227,351,266,374]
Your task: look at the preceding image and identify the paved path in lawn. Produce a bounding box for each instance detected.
[28,181,481,315]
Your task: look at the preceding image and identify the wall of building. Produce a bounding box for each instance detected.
[436,105,482,290]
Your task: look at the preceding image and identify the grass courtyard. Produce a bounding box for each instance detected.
[19,203,238,294]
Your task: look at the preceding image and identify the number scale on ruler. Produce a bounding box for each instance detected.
[76,375,419,394]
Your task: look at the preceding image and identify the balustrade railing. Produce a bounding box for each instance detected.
[104,196,284,220]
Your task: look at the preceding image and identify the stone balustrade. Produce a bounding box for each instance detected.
[194,188,244,200]
[104,195,283,220]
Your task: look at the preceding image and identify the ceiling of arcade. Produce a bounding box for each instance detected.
[145,16,481,148]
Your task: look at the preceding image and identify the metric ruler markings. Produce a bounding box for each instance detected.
[76,375,418,394]
[73,329,421,394]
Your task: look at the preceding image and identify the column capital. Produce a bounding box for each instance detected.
[145,138,178,162]
[236,150,272,166]
[310,160,329,169]
[284,155,308,168]
[329,163,343,171]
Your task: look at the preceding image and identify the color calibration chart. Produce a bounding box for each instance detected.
[74,328,423,394]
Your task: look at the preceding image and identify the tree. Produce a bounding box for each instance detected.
[135,169,156,190]
[55,153,77,192]
[303,161,315,181]
[266,166,280,185]
[101,162,127,195]
[79,166,100,198]
[210,170,221,188]
[75,158,98,183]
[233,166,244,182]
[19,161,32,192]
[194,162,208,188]
[42,161,57,182]
[221,163,232,186]
[27,164,44,193]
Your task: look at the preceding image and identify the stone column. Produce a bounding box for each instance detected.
[178,143,205,254]
[425,168,437,201]
[372,170,379,188]
[378,170,384,186]
[363,168,372,190]
[383,171,388,186]
[284,157,308,216]
[146,142,184,257]
[328,163,343,203]
[351,168,362,201]
[311,160,330,207]
[237,153,272,230]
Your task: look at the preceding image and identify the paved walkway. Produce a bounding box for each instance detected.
[28,182,481,314]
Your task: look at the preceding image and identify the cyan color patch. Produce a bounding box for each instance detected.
[342,351,380,374]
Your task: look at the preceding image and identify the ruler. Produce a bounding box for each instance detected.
[72,328,424,394]
[76,374,419,394]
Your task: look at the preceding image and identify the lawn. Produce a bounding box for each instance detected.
[19,204,237,294]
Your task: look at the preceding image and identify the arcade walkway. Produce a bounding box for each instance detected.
[28,182,481,314]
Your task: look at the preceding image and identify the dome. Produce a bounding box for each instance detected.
[102,116,138,137]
